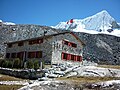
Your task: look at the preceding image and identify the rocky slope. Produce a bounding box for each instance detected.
[75,32,120,65]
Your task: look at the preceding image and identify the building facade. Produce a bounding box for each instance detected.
[5,32,84,65]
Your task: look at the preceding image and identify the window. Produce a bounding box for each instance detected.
[71,43,77,48]
[63,40,77,48]
[36,51,42,58]
[71,55,75,61]
[61,52,82,62]
[17,52,24,59]
[18,42,24,46]
[29,39,43,45]
[28,51,42,58]
[64,40,69,45]
[37,39,43,44]
[11,53,16,58]
[6,53,10,58]
[62,52,68,60]
[28,52,36,58]
[77,56,82,61]
[8,44,12,48]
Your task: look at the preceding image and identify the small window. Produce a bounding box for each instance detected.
[77,56,82,62]
[28,52,36,58]
[36,51,42,58]
[18,42,24,46]
[29,39,43,45]
[6,53,10,58]
[37,39,43,44]
[17,52,24,59]
[63,40,77,48]
[62,52,68,60]
[71,43,77,48]
[8,44,12,48]
[71,55,75,61]
[64,41,69,45]
[11,53,16,58]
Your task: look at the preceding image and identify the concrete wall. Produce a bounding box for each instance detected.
[0,67,43,79]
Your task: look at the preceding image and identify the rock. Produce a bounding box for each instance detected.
[54,71,65,75]
[38,77,49,81]
[47,74,58,78]
[66,72,77,78]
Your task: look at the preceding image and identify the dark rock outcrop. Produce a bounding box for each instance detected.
[75,32,120,65]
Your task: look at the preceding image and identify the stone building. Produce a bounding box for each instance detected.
[5,31,85,65]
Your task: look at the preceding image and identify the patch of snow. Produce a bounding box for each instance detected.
[3,22,15,25]
[69,66,120,77]
[0,81,29,85]
[92,80,120,88]
[18,80,60,90]
[0,19,15,25]
[0,20,2,22]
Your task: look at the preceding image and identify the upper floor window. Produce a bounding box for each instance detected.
[63,40,77,48]
[7,44,12,48]
[18,42,24,46]
[29,39,43,45]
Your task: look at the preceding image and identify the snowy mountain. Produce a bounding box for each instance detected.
[53,10,120,36]
[0,20,15,25]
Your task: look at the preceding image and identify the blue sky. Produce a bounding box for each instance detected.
[0,0,120,26]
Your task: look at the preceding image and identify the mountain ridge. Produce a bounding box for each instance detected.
[53,10,120,36]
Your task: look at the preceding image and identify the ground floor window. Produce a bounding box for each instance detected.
[28,51,42,58]
[61,52,82,62]
[6,53,10,58]
[77,56,82,61]
[36,51,42,58]
[11,53,17,58]
[5,51,42,59]
[17,52,24,59]
[62,52,68,60]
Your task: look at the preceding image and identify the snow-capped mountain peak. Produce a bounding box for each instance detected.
[53,10,120,37]
[81,10,115,31]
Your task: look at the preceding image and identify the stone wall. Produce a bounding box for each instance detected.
[6,36,53,63]
[0,67,43,79]
[51,33,83,64]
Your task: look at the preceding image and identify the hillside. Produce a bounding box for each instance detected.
[75,32,120,65]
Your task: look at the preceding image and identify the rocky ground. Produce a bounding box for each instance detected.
[41,61,120,78]
[1,62,120,90]
[18,79,120,90]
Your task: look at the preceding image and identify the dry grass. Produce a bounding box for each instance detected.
[0,74,26,90]
[0,74,23,81]
[97,65,120,69]
[57,76,120,84]
[0,85,23,90]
